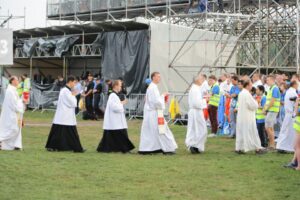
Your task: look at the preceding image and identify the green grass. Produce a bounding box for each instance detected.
[0,112,300,200]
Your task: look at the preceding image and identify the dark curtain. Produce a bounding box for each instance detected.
[95,30,150,94]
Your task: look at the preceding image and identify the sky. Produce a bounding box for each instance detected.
[0,0,48,30]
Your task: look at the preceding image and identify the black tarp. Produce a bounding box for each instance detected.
[55,36,79,57]
[23,39,39,57]
[94,30,150,94]
[38,38,58,54]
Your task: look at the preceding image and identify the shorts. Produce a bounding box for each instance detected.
[265,112,278,128]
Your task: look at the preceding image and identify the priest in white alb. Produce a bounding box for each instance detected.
[185,74,208,154]
[45,76,85,153]
[0,76,25,150]
[235,80,267,154]
[139,72,178,155]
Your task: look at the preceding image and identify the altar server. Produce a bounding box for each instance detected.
[45,76,85,152]
[97,80,134,153]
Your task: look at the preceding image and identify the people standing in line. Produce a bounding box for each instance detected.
[83,74,95,120]
[252,73,263,88]
[97,80,134,153]
[226,75,240,138]
[255,85,268,148]
[235,80,267,155]
[207,75,220,137]
[45,76,85,153]
[263,75,281,151]
[74,77,83,115]
[93,78,103,119]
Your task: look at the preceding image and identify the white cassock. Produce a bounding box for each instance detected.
[236,89,262,152]
[139,82,178,153]
[276,87,297,152]
[103,92,127,130]
[0,84,24,150]
[185,84,207,151]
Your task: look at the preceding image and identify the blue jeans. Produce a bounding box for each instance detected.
[229,107,236,137]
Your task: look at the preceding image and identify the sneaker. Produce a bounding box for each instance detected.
[255,148,268,155]
[235,150,245,155]
[284,161,298,169]
[208,134,217,138]
[267,146,276,152]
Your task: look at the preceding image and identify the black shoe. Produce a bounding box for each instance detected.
[235,150,245,155]
[163,152,176,155]
[190,147,200,154]
[75,149,86,153]
[284,161,298,169]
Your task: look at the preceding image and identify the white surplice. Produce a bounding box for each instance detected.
[53,87,77,126]
[236,89,262,152]
[185,84,207,152]
[103,92,127,130]
[276,87,297,152]
[139,83,178,152]
[0,84,24,150]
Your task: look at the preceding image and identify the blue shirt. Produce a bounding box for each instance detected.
[212,85,220,95]
[271,86,281,99]
[257,96,267,124]
[229,85,240,99]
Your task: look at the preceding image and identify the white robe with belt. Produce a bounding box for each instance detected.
[139,83,178,152]
[53,87,77,126]
[236,89,262,152]
[276,87,297,152]
[0,84,24,150]
[185,84,207,151]
[103,92,127,130]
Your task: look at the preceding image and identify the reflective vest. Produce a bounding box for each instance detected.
[256,95,266,120]
[17,82,24,97]
[265,85,280,113]
[208,83,220,107]
[23,78,31,92]
[293,115,300,133]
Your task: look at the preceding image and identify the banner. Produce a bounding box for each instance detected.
[0,29,13,65]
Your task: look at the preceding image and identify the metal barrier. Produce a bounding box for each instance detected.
[41,91,60,112]
[125,94,146,120]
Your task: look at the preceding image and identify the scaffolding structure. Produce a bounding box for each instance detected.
[167,0,300,76]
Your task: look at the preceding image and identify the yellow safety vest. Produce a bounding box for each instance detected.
[23,78,30,92]
[293,115,300,133]
[256,95,266,120]
[17,82,24,97]
[265,85,280,113]
[208,83,220,107]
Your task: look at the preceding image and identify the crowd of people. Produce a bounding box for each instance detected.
[1,71,300,171]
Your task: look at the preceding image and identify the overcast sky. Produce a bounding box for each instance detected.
[0,0,48,30]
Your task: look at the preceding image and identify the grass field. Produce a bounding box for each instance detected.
[0,111,300,200]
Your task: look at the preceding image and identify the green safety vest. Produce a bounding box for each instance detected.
[265,85,280,113]
[23,78,30,92]
[293,115,300,133]
[17,82,23,97]
[256,95,266,120]
[208,83,220,107]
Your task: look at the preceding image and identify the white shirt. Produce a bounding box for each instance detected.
[200,80,210,97]
[103,92,128,130]
[53,87,77,126]
[284,87,298,113]
[220,80,232,95]
[253,80,263,88]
